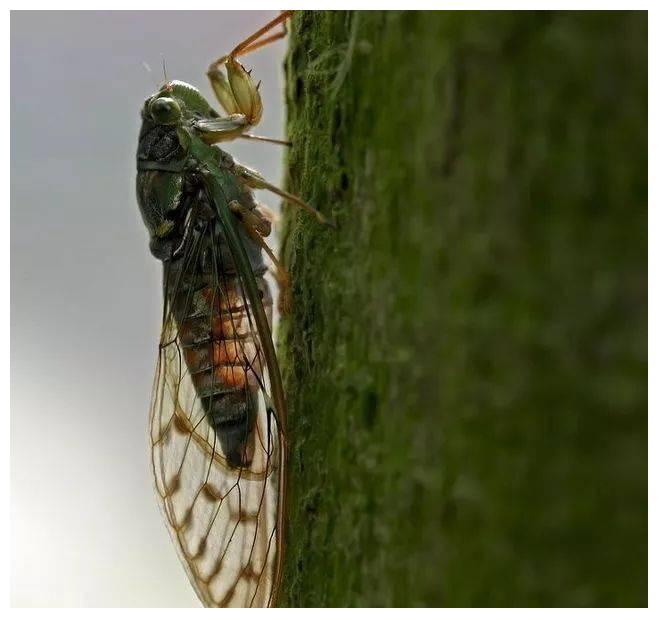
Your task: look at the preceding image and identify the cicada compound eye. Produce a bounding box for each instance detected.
[149,96,181,125]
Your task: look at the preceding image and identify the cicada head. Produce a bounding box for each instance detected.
[141,80,217,126]
[137,80,218,163]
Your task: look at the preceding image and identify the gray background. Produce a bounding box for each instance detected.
[11,10,286,607]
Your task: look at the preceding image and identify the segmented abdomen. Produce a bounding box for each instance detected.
[169,236,272,468]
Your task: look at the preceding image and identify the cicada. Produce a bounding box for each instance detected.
[136,12,330,607]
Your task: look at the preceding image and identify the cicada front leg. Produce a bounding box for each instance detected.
[205,12,292,141]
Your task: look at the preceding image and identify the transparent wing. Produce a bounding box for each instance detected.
[149,220,285,608]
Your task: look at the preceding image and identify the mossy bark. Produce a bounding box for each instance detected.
[279,11,647,607]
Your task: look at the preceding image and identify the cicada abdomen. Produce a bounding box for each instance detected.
[166,211,273,469]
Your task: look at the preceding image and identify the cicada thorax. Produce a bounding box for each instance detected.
[166,214,272,469]
[136,117,192,260]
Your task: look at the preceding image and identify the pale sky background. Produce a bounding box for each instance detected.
[11,10,286,607]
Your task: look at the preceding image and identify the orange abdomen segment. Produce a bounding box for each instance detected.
[177,275,270,398]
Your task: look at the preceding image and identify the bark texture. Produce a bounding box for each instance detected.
[279,10,647,607]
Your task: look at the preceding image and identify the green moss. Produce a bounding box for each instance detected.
[279,11,647,607]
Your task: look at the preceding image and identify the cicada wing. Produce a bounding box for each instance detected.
[149,245,284,607]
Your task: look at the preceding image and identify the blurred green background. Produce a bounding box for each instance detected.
[281,10,647,607]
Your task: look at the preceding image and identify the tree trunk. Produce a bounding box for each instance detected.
[279,10,646,607]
